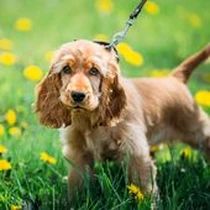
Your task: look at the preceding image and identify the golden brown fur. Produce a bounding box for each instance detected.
[35,40,210,197]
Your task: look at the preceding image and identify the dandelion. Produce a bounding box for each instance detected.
[40,152,57,164]
[117,42,144,66]
[9,127,22,137]
[44,51,54,63]
[95,0,113,14]
[15,17,32,31]
[0,124,5,136]
[124,51,144,66]
[11,205,22,210]
[0,145,8,154]
[150,143,166,153]
[23,65,44,81]
[117,43,131,55]
[145,1,160,15]
[94,34,109,42]
[5,109,17,125]
[0,52,17,66]
[181,146,192,159]
[150,145,159,153]
[187,13,202,28]
[0,38,13,51]
[195,90,210,107]
[127,183,144,201]
[149,69,169,78]
[0,159,12,171]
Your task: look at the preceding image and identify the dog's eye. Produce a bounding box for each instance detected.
[62,65,72,74]
[89,67,99,76]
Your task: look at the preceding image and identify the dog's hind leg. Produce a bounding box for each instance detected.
[181,107,210,159]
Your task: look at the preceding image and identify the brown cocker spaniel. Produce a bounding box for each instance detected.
[35,40,210,197]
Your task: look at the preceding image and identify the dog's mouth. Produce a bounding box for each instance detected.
[74,105,84,109]
[60,96,87,111]
[72,105,87,111]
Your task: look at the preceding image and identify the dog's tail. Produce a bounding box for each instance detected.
[171,43,210,83]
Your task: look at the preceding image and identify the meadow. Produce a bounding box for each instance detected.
[0,0,210,209]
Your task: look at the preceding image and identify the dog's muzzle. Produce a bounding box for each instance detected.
[71,91,86,103]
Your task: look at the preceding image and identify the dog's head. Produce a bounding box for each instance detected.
[35,40,126,128]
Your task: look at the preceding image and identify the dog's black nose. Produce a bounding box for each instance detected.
[71,91,86,103]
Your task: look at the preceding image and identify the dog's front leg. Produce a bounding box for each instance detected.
[67,147,94,202]
[126,129,158,195]
[61,129,94,200]
[128,154,157,195]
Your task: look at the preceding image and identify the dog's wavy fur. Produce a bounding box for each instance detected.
[35,40,210,196]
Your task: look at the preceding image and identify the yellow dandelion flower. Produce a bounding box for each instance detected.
[187,13,202,28]
[0,38,13,51]
[9,127,22,137]
[11,205,22,210]
[195,90,210,107]
[23,65,44,81]
[15,17,32,32]
[0,159,12,171]
[127,184,144,201]
[0,145,8,154]
[0,52,17,66]
[117,42,132,55]
[149,69,170,78]
[94,34,109,42]
[5,109,17,125]
[128,183,140,194]
[150,143,166,153]
[124,51,144,66]
[150,145,160,153]
[40,152,57,164]
[181,146,192,159]
[136,191,144,201]
[145,1,160,15]
[0,124,5,136]
[117,42,144,66]
[44,51,54,63]
[95,0,113,14]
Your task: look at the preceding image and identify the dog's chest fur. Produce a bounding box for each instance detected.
[61,122,126,162]
[84,126,125,161]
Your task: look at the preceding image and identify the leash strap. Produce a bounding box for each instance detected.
[106,0,147,49]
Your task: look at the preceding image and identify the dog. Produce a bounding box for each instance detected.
[35,40,210,197]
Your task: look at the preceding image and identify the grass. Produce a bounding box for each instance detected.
[0,0,210,209]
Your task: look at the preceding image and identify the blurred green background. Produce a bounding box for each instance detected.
[0,0,210,209]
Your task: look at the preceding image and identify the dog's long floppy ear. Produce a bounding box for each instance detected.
[35,67,71,128]
[98,73,127,126]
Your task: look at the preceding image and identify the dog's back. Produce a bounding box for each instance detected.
[130,44,210,146]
